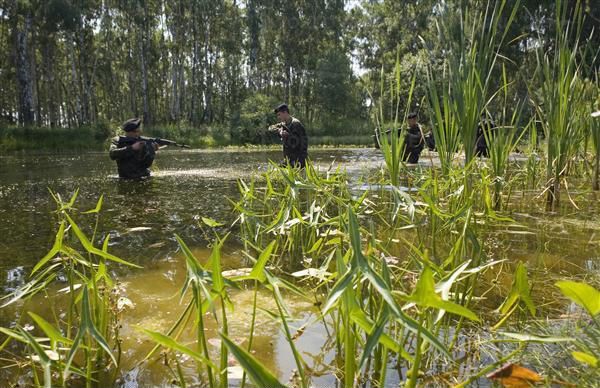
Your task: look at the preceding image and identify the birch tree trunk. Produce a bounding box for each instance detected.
[16,13,34,125]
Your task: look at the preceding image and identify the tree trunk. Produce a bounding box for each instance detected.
[77,22,93,125]
[247,0,260,90]
[16,13,34,125]
[139,33,150,124]
[140,5,151,125]
[42,37,59,127]
[203,21,213,124]
[67,34,82,126]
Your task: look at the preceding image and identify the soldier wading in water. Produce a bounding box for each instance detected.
[109,118,159,179]
[270,104,308,168]
[402,112,425,164]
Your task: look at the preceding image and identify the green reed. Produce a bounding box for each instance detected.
[0,190,139,387]
[226,163,520,386]
[485,65,528,210]
[591,78,600,190]
[367,53,417,187]
[531,0,587,209]
[425,1,520,180]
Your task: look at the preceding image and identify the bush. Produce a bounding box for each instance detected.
[235,93,280,144]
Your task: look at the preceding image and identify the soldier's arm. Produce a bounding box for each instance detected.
[109,141,135,160]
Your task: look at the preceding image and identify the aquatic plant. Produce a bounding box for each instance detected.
[368,55,417,187]
[0,190,139,387]
[485,66,528,210]
[424,0,521,181]
[530,0,587,209]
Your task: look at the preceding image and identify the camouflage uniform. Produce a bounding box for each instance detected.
[280,117,308,168]
[109,136,155,179]
[402,124,425,163]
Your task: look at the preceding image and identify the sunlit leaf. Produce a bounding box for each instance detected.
[220,332,286,388]
[31,222,65,274]
[555,280,600,316]
[17,327,52,388]
[572,351,598,367]
[82,194,104,214]
[138,327,215,368]
[65,214,142,268]
[248,240,277,283]
[498,332,574,343]
[28,312,72,346]
[201,217,224,227]
[406,266,479,322]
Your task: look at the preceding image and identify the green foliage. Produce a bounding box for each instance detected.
[235,93,280,144]
[531,0,588,209]
[555,280,600,316]
[219,333,286,388]
[0,190,136,386]
[493,262,536,330]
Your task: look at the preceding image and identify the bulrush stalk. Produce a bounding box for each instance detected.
[531,0,586,209]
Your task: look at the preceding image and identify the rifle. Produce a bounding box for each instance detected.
[268,122,290,133]
[113,136,191,148]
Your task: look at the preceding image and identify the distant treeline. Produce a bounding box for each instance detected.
[1,0,598,143]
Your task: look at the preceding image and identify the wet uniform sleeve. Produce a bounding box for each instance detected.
[109,139,134,160]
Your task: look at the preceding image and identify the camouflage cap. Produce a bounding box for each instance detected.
[274,104,289,114]
[407,112,418,119]
[122,118,141,132]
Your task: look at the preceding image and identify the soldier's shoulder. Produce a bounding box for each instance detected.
[290,117,304,127]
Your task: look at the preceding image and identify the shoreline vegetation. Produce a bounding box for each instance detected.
[0,125,376,151]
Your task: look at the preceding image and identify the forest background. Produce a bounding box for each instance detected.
[1,0,598,149]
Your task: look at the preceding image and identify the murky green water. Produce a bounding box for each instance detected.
[1,148,599,386]
[0,148,386,386]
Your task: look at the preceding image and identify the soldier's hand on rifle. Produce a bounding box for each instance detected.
[131,141,145,151]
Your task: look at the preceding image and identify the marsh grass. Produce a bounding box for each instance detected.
[591,79,600,190]
[367,54,418,187]
[220,162,525,386]
[0,190,139,387]
[485,65,528,210]
[1,155,598,387]
[530,0,588,210]
[424,0,520,181]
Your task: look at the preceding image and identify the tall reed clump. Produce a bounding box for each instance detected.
[0,190,140,388]
[227,164,513,386]
[531,0,587,210]
[590,78,600,191]
[424,0,520,184]
[485,65,527,210]
[367,53,417,187]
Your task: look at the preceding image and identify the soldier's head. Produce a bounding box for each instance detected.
[274,104,290,122]
[122,118,142,136]
[407,112,418,127]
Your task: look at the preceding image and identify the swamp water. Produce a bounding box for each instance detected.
[0,148,599,387]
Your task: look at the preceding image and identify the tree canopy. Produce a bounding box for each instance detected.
[1,0,598,139]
